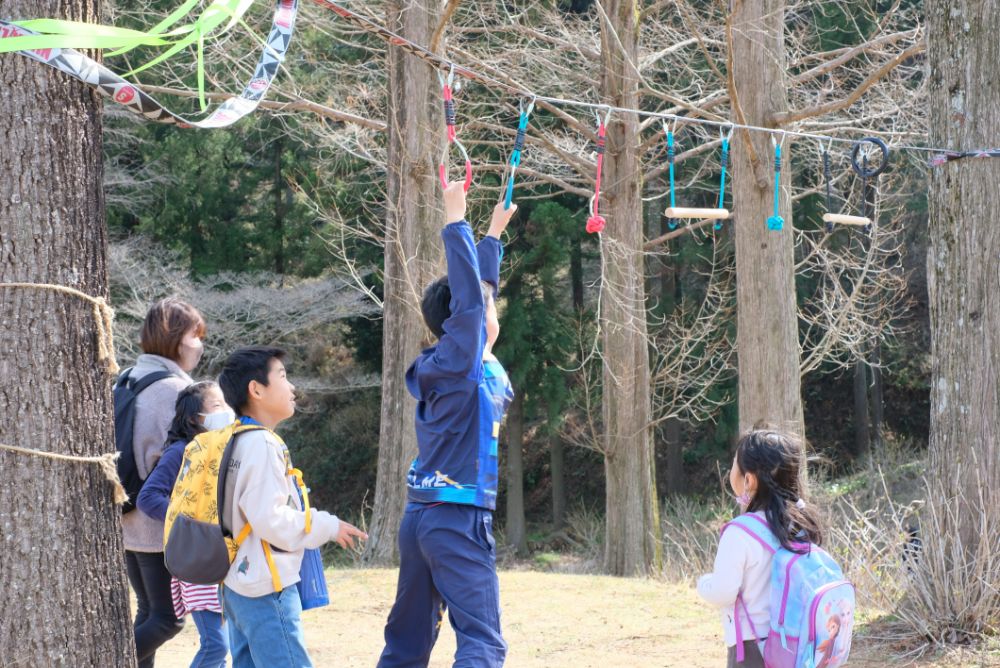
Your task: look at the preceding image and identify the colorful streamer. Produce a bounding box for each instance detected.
[0,0,298,129]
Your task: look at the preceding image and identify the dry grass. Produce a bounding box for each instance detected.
[150,445,1000,666]
[152,568,1000,668]
[155,568,722,668]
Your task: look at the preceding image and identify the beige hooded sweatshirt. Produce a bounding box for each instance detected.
[222,427,341,597]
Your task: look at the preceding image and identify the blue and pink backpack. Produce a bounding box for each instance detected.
[723,513,855,668]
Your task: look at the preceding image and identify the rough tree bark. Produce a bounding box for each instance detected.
[0,1,136,664]
[599,0,661,576]
[926,0,1000,564]
[729,0,805,436]
[363,0,444,564]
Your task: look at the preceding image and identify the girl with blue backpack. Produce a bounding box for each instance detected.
[698,429,855,668]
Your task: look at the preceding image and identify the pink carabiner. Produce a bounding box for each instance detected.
[439,158,473,192]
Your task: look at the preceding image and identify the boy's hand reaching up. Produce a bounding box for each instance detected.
[443,181,467,225]
[333,520,368,550]
[487,202,518,239]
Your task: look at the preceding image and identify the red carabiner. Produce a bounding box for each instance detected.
[439,138,473,192]
[438,69,473,192]
[587,109,611,234]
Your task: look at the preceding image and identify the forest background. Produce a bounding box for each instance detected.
[104,0,928,553]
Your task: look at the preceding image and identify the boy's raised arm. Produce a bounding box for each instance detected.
[477,202,517,296]
[428,182,487,378]
[413,187,518,384]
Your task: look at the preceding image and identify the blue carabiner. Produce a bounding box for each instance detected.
[666,122,677,229]
[715,125,733,230]
[767,133,785,231]
[504,97,534,210]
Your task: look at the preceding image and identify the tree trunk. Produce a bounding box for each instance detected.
[926,0,1000,569]
[363,0,444,564]
[0,2,136,664]
[870,340,884,455]
[660,234,684,497]
[273,134,286,276]
[550,431,567,529]
[505,393,528,555]
[599,0,661,576]
[852,361,871,461]
[662,418,685,497]
[729,0,805,436]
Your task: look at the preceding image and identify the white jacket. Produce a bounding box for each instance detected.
[222,428,341,597]
[697,511,773,647]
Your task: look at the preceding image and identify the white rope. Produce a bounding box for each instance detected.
[321,1,943,155]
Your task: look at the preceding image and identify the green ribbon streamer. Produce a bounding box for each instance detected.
[0,0,258,108]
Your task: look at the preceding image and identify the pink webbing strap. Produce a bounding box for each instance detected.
[722,519,777,555]
[733,593,762,663]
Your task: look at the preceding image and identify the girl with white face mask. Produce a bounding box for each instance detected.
[137,382,234,668]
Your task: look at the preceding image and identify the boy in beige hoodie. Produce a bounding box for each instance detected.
[218,345,366,667]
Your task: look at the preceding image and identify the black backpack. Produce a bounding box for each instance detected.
[114,367,177,514]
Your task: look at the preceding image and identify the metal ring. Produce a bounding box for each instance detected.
[851,137,890,177]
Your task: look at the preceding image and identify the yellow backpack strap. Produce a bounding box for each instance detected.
[288,467,312,534]
[260,541,283,592]
[235,522,253,546]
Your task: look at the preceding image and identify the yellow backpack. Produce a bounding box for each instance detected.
[163,421,312,591]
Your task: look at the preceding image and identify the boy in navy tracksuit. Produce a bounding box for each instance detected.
[377,181,517,668]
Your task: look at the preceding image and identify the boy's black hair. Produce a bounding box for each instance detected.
[421,277,494,340]
[734,428,824,554]
[166,381,216,444]
[218,346,287,416]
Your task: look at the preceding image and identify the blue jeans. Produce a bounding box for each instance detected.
[190,610,228,668]
[222,585,312,668]
[378,503,506,668]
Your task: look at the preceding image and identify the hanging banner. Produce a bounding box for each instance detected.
[0,0,298,129]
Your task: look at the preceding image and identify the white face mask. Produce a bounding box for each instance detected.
[201,409,236,431]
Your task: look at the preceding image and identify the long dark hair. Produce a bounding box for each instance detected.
[166,381,216,444]
[734,428,823,553]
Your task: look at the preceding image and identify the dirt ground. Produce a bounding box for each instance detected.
[154,568,1000,668]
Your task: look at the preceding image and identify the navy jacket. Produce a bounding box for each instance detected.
[135,439,186,523]
[405,221,514,510]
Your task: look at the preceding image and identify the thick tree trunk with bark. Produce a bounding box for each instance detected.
[926,0,1000,558]
[729,0,804,436]
[364,0,444,564]
[599,0,661,576]
[0,1,136,664]
[505,393,528,555]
